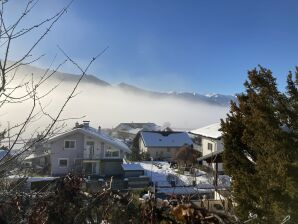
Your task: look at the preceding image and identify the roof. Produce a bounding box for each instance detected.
[121,163,143,171]
[190,123,222,139]
[115,122,159,130]
[140,131,193,148]
[24,152,49,160]
[127,128,143,135]
[157,187,213,195]
[197,149,224,163]
[8,175,58,182]
[49,126,131,153]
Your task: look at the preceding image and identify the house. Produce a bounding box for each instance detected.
[111,122,160,141]
[137,131,193,161]
[48,121,131,177]
[190,123,224,172]
[23,135,51,173]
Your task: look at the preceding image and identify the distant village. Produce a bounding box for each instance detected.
[1,120,231,213]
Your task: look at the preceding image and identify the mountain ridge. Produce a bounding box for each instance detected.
[11,63,236,106]
[116,82,236,106]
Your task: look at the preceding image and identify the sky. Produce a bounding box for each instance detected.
[5,0,298,95]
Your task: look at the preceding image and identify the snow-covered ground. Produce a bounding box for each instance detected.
[131,161,230,190]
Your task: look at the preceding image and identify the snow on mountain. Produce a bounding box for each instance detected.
[117,83,236,106]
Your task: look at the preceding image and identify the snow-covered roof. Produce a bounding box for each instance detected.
[197,149,224,163]
[121,163,143,171]
[140,131,193,148]
[190,123,222,139]
[127,128,143,135]
[8,175,58,182]
[24,152,49,160]
[157,187,213,195]
[49,126,131,153]
[115,123,161,136]
[116,122,159,130]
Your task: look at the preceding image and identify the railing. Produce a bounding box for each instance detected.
[83,153,100,160]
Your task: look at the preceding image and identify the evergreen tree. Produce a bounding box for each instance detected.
[221,66,298,223]
[128,133,142,161]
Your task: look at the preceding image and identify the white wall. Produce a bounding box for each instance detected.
[201,137,224,172]
[50,132,84,176]
[139,137,147,154]
[83,135,123,160]
[51,132,125,176]
[202,138,223,156]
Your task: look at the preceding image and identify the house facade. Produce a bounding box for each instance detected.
[138,131,193,161]
[190,123,224,172]
[49,121,131,177]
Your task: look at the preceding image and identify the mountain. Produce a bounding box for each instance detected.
[9,63,110,87]
[5,63,234,130]
[11,63,235,106]
[117,83,236,106]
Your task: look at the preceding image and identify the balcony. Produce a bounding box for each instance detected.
[84,154,101,160]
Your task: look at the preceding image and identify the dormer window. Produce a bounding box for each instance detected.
[64,140,76,149]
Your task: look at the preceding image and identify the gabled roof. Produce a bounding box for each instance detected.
[49,127,130,153]
[140,131,193,148]
[190,123,222,139]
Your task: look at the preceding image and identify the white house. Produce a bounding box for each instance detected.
[48,121,131,177]
[190,123,224,172]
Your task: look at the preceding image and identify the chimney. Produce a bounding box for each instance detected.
[75,122,79,128]
[98,125,101,132]
[83,121,90,128]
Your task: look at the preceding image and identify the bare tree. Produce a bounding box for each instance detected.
[0,0,105,178]
[174,144,199,170]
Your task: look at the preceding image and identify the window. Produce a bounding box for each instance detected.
[59,159,68,167]
[101,142,105,151]
[86,141,94,157]
[64,140,75,149]
[86,141,94,149]
[105,148,120,158]
[207,143,213,151]
[195,137,202,146]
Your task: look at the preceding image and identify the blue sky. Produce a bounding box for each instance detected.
[7,0,298,95]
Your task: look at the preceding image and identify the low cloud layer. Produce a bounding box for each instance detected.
[2,66,229,140]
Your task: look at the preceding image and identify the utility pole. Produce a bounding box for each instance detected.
[7,121,10,149]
